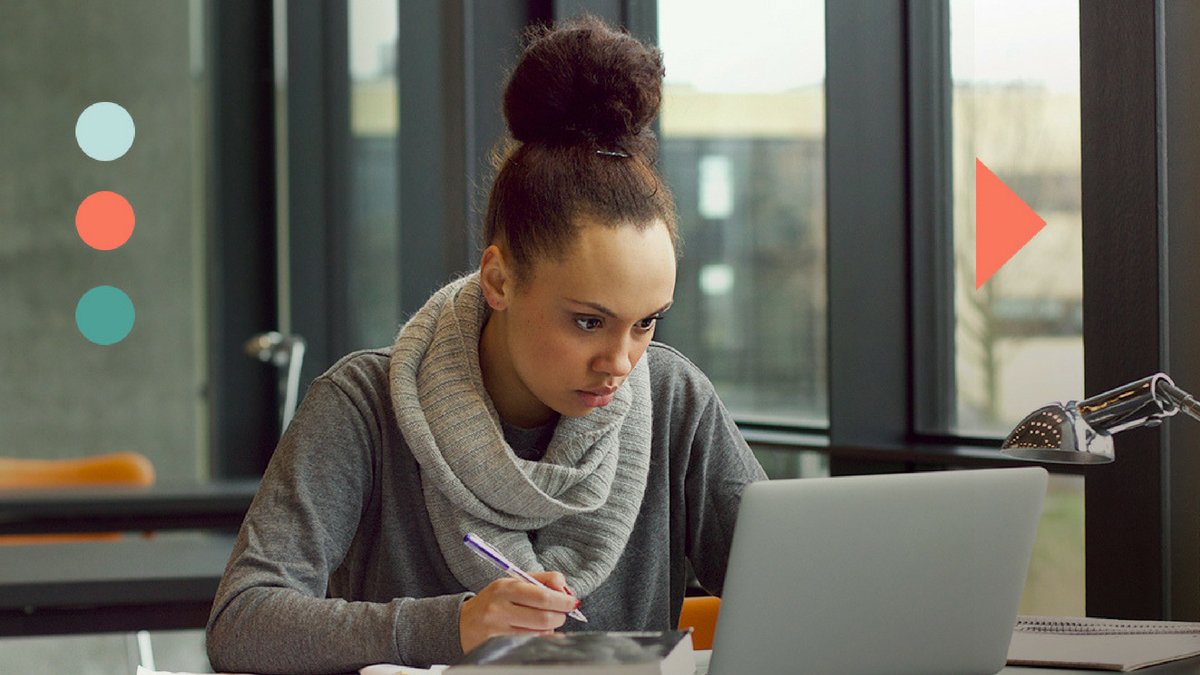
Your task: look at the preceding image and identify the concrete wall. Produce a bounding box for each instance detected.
[0,0,206,482]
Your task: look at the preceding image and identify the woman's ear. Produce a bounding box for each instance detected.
[479,244,511,311]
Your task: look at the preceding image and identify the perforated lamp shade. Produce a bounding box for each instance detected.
[1001,404,1115,464]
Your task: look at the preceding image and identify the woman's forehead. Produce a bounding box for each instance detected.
[526,223,676,315]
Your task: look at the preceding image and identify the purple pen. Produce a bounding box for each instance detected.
[463,532,588,622]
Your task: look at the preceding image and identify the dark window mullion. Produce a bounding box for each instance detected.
[1161,0,1200,622]
[908,0,956,435]
[1079,0,1163,621]
[1081,0,1200,621]
[208,1,280,478]
[824,0,911,470]
[398,1,531,318]
[286,1,350,395]
[399,0,453,317]
[466,2,530,265]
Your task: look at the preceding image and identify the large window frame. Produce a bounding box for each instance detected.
[819,0,1200,621]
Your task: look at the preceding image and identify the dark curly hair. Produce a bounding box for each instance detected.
[482,15,679,281]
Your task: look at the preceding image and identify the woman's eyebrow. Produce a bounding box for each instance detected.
[566,299,674,318]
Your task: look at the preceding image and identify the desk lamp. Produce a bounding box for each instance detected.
[1001,373,1200,463]
[244,331,307,435]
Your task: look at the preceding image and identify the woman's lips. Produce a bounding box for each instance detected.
[577,386,618,408]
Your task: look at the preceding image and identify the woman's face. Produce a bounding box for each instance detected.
[479,219,677,427]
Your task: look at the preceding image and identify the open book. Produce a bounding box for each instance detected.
[1007,615,1200,671]
[444,630,694,675]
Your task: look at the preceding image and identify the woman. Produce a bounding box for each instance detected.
[206,15,766,674]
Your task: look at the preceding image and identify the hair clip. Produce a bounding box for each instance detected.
[596,149,630,158]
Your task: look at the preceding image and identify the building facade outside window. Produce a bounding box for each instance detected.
[656,0,828,427]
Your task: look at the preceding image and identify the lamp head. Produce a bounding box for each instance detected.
[244,331,304,367]
[1001,402,1115,464]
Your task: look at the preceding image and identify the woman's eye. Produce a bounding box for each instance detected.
[575,317,603,331]
[635,317,657,331]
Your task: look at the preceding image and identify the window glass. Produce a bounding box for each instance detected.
[346,0,400,350]
[951,0,1084,616]
[0,0,209,483]
[950,0,1083,436]
[1020,473,1085,615]
[657,0,827,425]
[753,447,829,481]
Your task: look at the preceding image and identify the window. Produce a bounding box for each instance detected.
[346,0,401,350]
[655,0,827,426]
[1018,473,1084,615]
[949,0,1084,616]
[949,0,1083,437]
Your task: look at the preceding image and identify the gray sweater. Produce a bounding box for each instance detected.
[206,342,766,674]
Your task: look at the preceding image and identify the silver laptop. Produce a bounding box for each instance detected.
[706,467,1048,675]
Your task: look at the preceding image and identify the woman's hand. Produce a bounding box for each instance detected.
[459,570,580,654]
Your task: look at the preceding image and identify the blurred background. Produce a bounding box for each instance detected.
[4,0,1195,671]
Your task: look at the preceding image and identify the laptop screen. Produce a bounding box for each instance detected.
[707,467,1047,675]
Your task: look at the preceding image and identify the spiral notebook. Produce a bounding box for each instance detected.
[1007,615,1200,671]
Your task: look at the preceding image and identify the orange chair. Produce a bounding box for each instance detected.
[678,595,721,650]
[0,451,155,545]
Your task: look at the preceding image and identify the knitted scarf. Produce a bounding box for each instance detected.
[389,273,652,597]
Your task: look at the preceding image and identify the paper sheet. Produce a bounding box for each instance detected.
[136,662,253,667]
[359,665,448,675]
[133,664,446,675]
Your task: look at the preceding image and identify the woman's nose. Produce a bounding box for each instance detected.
[594,336,633,378]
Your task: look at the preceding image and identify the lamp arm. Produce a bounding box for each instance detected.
[1077,373,1178,434]
[1156,379,1200,424]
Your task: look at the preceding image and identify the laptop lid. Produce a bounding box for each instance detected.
[707,467,1048,675]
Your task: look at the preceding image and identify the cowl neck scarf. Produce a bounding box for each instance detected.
[389,273,652,597]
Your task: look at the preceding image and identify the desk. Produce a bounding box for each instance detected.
[691,650,1200,674]
[0,534,235,636]
[0,480,258,535]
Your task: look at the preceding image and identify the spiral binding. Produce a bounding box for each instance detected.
[1016,616,1200,636]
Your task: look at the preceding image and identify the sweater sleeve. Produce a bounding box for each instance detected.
[206,378,468,673]
[682,388,769,596]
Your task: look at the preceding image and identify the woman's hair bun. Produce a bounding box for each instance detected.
[503,15,664,147]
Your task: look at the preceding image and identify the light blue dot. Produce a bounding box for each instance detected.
[75,102,135,161]
[76,286,135,345]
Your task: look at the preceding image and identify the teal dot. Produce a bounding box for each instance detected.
[76,286,135,345]
[75,102,135,161]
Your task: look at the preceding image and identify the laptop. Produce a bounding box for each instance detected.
[704,467,1048,675]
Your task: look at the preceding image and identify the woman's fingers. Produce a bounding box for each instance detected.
[459,574,578,653]
[530,570,569,594]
